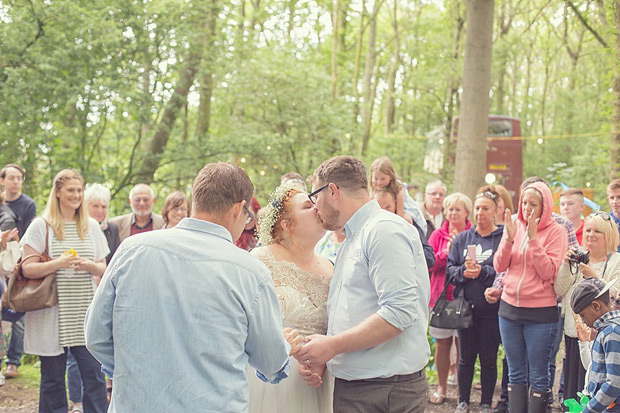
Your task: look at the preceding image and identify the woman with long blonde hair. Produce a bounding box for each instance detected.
[21,169,109,413]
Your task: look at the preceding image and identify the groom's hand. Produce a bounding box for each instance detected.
[295,334,337,367]
[298,363,324,388]
[283,328,303,356]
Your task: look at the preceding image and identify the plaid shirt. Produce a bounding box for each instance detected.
[585,310,620,412]
[492,212,577,291]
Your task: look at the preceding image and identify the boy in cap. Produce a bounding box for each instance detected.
[572,277,620,412]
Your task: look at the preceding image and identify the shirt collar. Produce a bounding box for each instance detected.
[343,200,380,238]
[611,212,620,224]
[593,309,620,330]
[174,217,233,243]
[130,213,153,228]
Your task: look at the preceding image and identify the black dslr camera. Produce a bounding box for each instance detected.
[569,249,590,274]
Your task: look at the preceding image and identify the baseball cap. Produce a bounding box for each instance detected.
[571,277,618,314]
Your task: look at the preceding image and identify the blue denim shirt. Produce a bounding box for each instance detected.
[85,218,290,412]
[326,200,430,380]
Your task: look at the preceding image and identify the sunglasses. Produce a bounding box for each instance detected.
[591,211,611,221]
[475,191,497,203]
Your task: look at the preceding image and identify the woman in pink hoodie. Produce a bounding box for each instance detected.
[493,182,568,413]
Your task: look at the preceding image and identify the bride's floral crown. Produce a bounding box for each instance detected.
[257,183,304,245]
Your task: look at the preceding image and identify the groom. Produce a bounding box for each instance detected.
[297,155,430,412]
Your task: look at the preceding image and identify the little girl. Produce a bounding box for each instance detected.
[369,156,427,232]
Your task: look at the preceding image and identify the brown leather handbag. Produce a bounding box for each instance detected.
[2,226,57,312]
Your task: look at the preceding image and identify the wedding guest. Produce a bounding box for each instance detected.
[21,169,109,413]
[161,191,190,229]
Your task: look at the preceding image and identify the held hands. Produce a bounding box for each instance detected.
[294,334,336,368]
[526,210,540,240]
[485,287,501,304]
[74,258,97,273]
[283,328,303,356]
[503,210,516,243]
[0,228,18,250]
[572,313,596,342]
[298,362,325,387]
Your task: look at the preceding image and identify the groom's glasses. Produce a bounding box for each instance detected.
[243,205,254,225]
[308,184,329,205]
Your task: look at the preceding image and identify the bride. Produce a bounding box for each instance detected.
[248,184,334,413]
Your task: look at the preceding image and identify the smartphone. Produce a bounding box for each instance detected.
[467,245,477,262]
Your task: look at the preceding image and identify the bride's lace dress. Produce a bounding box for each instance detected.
[248,247,333,413]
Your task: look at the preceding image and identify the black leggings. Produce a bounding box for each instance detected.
[457,314,501,405]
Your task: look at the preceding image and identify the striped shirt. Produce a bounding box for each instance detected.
[51,222,96,347]
[586,310,620,412]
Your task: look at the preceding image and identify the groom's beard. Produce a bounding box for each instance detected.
[318,202,340,231]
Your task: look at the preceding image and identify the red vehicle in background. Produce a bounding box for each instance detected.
[451,115,522,207]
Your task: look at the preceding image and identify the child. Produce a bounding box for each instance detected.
[572,277,620,412]
[369,156,427,233]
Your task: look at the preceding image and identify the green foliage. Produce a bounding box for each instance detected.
[0,0,616,212]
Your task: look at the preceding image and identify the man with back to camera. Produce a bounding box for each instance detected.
[0,163,36,379]
[296,155,430,413]
[109,183,165,242]
[85,162,301,412]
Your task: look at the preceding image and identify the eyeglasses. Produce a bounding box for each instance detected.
[308,184,329,205]
[475,191,497,202]
[591,211,611,221]
[171,206,189,214]
[243,205,254,225]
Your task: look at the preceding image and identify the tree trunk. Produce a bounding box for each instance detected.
[358,0,380,156]
[384,1,399,135]
[351,3,367,124]
[330,0,342,99]
[453,0,494,201]
[135,53,201,183]
[195,0,219,141]
[612,0,620,179]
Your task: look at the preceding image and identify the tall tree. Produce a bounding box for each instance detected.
[453,0,494,200]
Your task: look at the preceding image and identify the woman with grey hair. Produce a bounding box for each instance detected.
[84,184,120,264]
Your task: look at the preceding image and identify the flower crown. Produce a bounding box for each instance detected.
[257,183,305,245]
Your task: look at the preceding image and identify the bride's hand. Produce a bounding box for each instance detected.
[298,362,324,387]
[283,328,303,356]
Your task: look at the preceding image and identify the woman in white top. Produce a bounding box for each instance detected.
[248,184,334,413]
[554,211,620,403]
[21,170,109,413]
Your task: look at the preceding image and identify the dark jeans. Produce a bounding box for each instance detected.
[6,316,24,367]
[457,315,501,405]
[563,335,586,402]
[39,346,106,413]
[499,316,557,392]
[548,312,564,401]
[67,352,83,403]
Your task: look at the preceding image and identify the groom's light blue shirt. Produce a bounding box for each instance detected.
[85,218,290,412]
[326,200,430,380]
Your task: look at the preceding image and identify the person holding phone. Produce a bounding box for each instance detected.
[446,187,504,413]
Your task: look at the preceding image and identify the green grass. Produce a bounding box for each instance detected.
[12,361,41,390]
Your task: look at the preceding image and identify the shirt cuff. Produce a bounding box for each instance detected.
[101,365,113,379]
[377,307,412,331]
[256,359,290,384]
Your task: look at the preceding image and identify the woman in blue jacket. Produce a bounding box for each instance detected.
[447,186,504,413]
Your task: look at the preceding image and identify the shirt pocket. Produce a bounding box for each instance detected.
[342,249,367,286]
